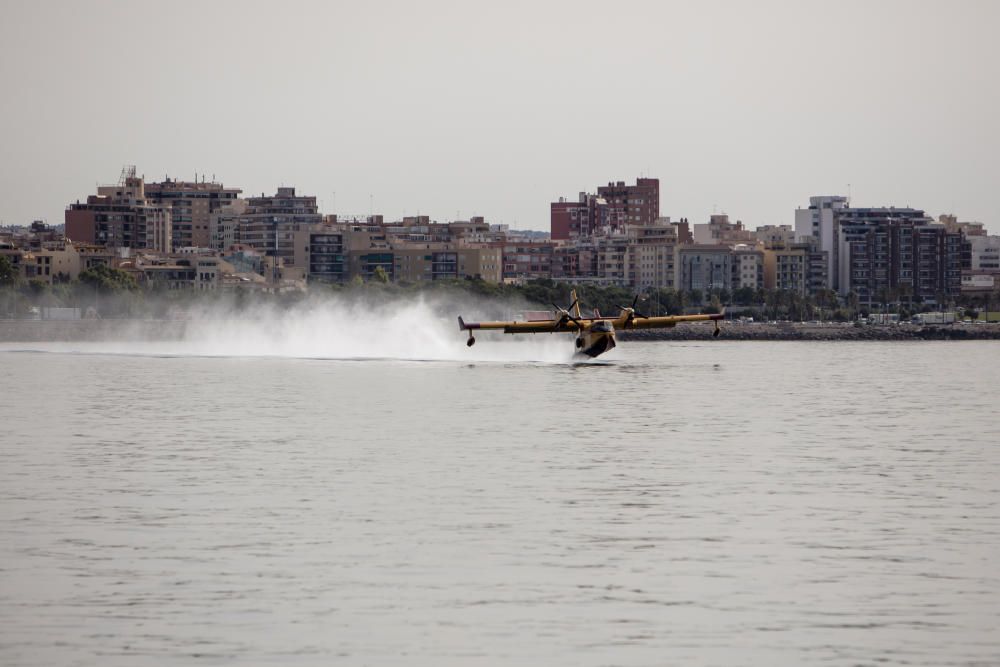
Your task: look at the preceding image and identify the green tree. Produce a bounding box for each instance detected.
[78,264,138,292]
[846,291,860,317]
[74,264,140,318]
[0,255,19,287]
[373,266,390,284]
[732,286,756,305]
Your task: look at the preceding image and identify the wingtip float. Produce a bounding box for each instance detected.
[459,290,723,358]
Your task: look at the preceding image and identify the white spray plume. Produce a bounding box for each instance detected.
[177,295,579,363]
[8,293,609,364]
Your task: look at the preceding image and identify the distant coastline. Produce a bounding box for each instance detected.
[2,319,999,343]
[622,321,1000,341]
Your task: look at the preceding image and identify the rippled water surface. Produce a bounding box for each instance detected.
[2,340,999,666]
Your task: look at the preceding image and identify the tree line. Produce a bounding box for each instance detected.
[1,255,994,321]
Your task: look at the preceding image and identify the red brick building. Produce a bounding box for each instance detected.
[550,177,660,240]
[550,198,589,241]
[597,178,660,228]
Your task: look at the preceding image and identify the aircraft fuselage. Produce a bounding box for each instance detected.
[575,320,617,358]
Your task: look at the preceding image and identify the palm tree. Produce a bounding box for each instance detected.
[846,291,860,319]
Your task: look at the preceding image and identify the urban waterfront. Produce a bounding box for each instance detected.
[2,339,998,666]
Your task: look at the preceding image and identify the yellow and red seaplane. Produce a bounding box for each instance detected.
[458,290,723,359]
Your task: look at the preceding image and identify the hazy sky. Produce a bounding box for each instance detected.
[1,0,997,232]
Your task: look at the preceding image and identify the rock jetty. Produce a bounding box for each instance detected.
[621,321,1000,341]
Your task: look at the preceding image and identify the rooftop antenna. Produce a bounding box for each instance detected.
[847,183,852,205]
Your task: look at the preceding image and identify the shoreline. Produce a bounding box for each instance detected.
[2,319,999,343]
[622,321,1000,341]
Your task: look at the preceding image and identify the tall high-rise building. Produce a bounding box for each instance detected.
[794,196,949,297]
[841,217,963,305]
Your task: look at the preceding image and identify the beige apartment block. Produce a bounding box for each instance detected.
[626,223,679,290]
[9,243,119,286]
[764,245,808,293]
[209,199,249,252]
[66,172,173,253]
[145,178,242,250]
[349,245,501,283]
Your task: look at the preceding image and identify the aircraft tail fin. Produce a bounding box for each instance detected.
[571,289,581,318]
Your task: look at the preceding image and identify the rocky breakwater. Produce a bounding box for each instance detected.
[620,321,1000,341]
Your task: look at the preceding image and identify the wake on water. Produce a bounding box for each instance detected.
[2,297,612,365]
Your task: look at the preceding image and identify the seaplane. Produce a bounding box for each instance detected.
[458,290,723,359]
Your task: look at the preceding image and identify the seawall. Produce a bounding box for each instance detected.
[621,321,1000,341]
[2,318,999,343]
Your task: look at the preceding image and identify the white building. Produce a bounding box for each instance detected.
[969,235,1000,272]
[793,195,848,290]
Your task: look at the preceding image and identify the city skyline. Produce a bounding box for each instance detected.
[2,166,994,237]
[1,1,998,232]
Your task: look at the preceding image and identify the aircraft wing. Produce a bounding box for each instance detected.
[623,313,724,329]
[459,316,583,334]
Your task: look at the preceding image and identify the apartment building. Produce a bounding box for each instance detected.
[550,197,590,241]
[502,242,556,282]
[348,244,502,283]
[233,187,323,271]
[693,214,755,245]
[130,255,233,291]
[208,199,249,252]
[551,177,659,240]
[0,239,92,284]
[754,224,797,247]
[626,223,678,290]
[678,245,734,293]
[731,244,765,290]
[794,197,939,295]
[65,171,172,252]
[967,235,1000,272]
[793,195,849,289]
[764,245,806,293]
[597,178,660,228]
[842,219,963,305]
[144,177,242,250]
[293,228,347,283]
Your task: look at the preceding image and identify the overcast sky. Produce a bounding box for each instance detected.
[1,0,997,232]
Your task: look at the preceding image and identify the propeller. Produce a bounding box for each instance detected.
[615,295,649,324]
[552,298,585,330]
